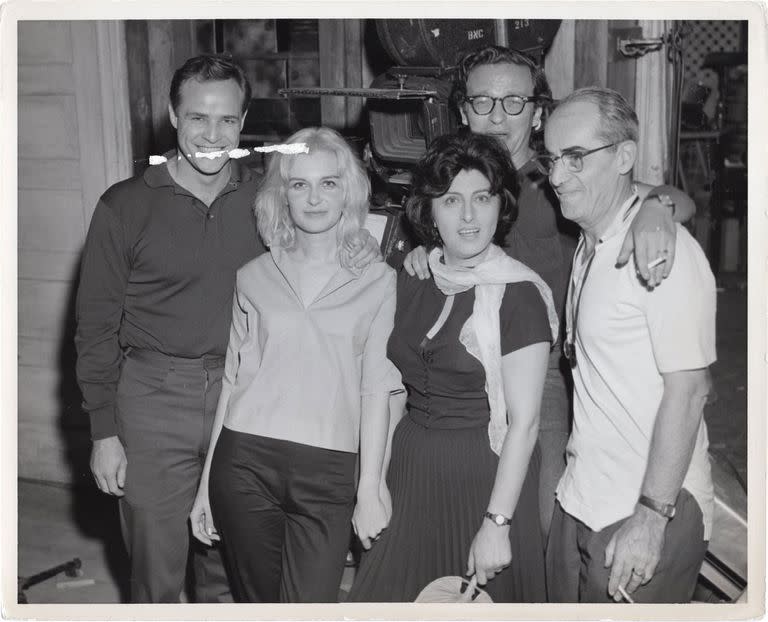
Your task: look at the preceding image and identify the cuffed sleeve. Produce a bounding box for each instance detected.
[222,273,253,393]
[644,229,717,373]
[75,199,131,440]
[361,268,401,395]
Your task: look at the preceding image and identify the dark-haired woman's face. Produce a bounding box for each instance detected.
[432,169,499,268]
[460,63,542,168]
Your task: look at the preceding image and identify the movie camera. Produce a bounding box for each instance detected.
[279,19,560,266]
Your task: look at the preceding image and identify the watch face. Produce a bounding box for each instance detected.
[494,514,505,525]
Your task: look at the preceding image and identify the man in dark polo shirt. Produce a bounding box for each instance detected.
[75,55,376,603]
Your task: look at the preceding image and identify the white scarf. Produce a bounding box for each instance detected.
[428,244,559,456]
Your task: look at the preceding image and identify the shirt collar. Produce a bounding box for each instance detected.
[576,185,640,251]
[270,244,362,306]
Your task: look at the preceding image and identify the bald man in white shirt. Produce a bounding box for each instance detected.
[540,87,715,603]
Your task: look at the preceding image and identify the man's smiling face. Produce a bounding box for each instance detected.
[169,78,245,179]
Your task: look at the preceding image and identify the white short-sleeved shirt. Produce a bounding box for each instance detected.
[220,246,400,453]
[556,194,716,539]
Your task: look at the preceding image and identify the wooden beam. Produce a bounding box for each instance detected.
[319,19,347,130]
[96,21,133,193]
[344,20,364,130]
[71,21,108,235]
[545,20,575,100]
[574,21,608,89]
[147,20,176,153]
[125,20,154,172]
[606,20,638,107]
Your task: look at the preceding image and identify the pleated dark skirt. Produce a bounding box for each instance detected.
[348,414,546,603]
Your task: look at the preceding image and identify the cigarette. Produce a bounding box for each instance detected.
[646,256,666,270]
[618,585,635,603]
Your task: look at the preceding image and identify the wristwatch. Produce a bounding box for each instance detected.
[637,495,676,519]
[645,193,676,217]
[484,511,512,526]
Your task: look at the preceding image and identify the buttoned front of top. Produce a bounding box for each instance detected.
[221,246,399,453]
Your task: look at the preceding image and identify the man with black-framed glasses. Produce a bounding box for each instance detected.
[544,87,715,604]
[402,45,699,554]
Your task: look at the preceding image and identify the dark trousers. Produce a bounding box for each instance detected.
[209,428,357,603]
[115,349,231,603]
[546,489,708,603]
[537,362,571,542]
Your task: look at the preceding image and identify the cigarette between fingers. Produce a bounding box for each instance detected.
[646,256,666,270]
[618,585,635,603]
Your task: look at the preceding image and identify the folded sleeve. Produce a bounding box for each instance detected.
[643,228,717,372]
[222,270,256,392]
[500,281,553,356]
[361,268,402,395]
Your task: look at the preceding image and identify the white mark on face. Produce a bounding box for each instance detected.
[254,143,309,155]
[147,143,310,165]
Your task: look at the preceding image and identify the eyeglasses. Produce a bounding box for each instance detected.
[534,143,616,175]
[463,94,540,116]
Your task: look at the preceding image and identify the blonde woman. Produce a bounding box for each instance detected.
[190,127,398,602]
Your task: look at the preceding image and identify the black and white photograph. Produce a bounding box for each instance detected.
[2,2,764,619]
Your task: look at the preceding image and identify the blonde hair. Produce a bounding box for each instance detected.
[255,127,371,254]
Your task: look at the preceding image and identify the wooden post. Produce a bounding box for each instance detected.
[319,19,365,131]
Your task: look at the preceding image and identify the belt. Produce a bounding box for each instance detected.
[125,348,225,369]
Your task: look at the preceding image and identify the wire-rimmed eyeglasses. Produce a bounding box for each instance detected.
[534,143,616,175]
[463,94,541,117]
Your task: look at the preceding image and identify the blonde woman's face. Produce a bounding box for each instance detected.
[285,150,345,236]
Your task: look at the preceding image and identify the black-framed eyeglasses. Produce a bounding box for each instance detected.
[463,94,540,116]
[534,143,616,175]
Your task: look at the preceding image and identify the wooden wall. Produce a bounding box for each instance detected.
[18,21,130,484]
[547,20,638,106]
[16,18,638,485]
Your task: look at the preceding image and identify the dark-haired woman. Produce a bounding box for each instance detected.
[348,131,558,602]
[404,45,698,542]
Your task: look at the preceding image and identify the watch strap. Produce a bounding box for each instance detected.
[484,511,512,526]
[638,494,676,519]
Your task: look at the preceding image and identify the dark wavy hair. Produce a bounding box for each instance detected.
[452,45,552,108]
[406,130,519,248]
[452,45,552,150]
[170,54,252,115]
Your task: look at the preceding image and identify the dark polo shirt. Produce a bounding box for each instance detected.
[75,160,266,440]
[504,158,577,329]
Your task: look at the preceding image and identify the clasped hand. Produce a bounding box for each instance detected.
[352,483,391,550]
[190,484,220,546]
[467,520,512,586]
